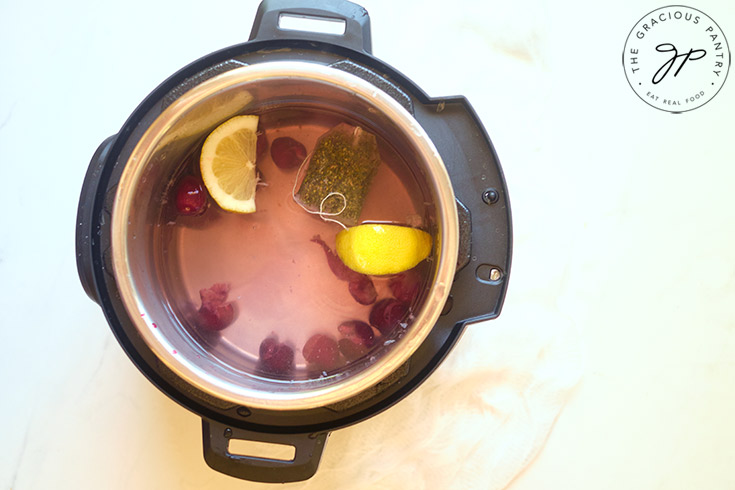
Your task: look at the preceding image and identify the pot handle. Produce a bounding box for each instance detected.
[76,134,118,304]
[202,419,329,483]
[249,0,372,54]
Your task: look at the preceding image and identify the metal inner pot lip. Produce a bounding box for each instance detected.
[111,61,459,411]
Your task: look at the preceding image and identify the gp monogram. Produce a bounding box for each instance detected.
[623,5,730,112]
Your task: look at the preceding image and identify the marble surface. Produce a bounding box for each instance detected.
[2,0,734,488]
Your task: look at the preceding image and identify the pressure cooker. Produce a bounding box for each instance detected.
[75,0,512,482]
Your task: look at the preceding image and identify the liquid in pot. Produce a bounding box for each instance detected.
[153,107,434,381]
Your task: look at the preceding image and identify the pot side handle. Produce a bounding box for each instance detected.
[249,0,372,54]
[202,419,329,483]
[76,134,118,304]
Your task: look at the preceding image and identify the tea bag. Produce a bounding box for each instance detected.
[295,123,381,226]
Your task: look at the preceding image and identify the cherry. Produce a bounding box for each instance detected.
[338,338,368,362]
[199,283,229,305]
[369,298,409,334]
[348,276,377,305]
[271,136,307,169]
[303,334,342,372]
[258,336,295,376]
[337,321,374,362]
[175,175,207,216]
[197,303,234,331]
[338,320,375,347]
[312,235,360,282]
[389,266,423,303]
[197,283,235,331]
[312,235,377,304]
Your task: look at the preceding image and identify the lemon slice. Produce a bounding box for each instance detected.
[335,224,432,275]
[200,115,259,213]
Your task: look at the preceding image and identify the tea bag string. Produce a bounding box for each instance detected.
[291,151,348,230]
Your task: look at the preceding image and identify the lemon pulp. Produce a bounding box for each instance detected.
[199,115,259,213]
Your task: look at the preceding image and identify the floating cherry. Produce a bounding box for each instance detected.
[175,175,207,216]
[303,334,342,372]
[338,320,375,347]
[312,235,377,304]
[348,276,377,305]
[311,235,360,281]
[197,283,234,331]
[198,303,233,331]
[338,320,374,363]
[389,266,423,303]
[369,298,409,334]
[258,336,294,376]
[338,338,368,362]
[271,136,307,169]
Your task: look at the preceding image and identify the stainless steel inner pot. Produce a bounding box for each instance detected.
[111,61,459,411]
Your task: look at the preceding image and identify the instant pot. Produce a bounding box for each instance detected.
[75,0,512,482]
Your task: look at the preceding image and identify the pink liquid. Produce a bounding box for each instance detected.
[156,108,432,378]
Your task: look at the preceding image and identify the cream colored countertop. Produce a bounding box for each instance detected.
[1,0,733,488]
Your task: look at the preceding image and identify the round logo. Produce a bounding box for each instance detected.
[623,5,730,112]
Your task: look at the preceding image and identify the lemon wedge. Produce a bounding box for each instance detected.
[335,224,432,275]
[200,115,259,213]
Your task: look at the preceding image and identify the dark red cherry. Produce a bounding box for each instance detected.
[338,338,368,362]
[369,298,409,334]
[311,235,363,282]
[197,283,234,331]
[311,236,377,305]
[303,334,342,372]
[338,320,375,347]
[199,283,229,305]
[258,336,295,376]
[389,267,423,303]
[271,136,307,169]
[175,176,207,216]
[197,303,234,331]
[348,276,377,305]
